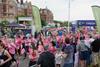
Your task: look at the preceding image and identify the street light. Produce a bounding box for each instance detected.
[68,0,70,33]
[45,0,47,8]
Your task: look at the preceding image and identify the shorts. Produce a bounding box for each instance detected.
[63,63,73,67]
[79,51,91,65]
[29,61,36,67]
[92,52,99,65]
[79,51,89,60]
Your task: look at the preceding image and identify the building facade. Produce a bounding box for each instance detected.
[0,0,17,20]
[40,8,53,23]
[0,0,32,23]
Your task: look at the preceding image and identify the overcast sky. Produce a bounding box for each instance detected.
[25,0,100,21]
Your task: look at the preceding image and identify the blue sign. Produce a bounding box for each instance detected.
[77,20,96,26]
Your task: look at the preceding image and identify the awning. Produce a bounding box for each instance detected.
[6,23,26,28]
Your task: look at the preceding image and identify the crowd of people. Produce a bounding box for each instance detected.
[0,28,100,67]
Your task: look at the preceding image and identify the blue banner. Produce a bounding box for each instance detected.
[77,20,96,26]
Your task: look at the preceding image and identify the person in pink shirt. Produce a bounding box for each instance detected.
[56,35,63,48]
[56,35,61,42]
[25,37,32,53]
[76,31,80,39]
[21,37,27,59]
[43,38,49,47]
[28,48,38,67]
[66,33,71,39]
[37,41,44,54]
[62,34,66,44]
[31,37,37,44]
[8,39,16,64]
[2,35,9,48]
[15,36,22,48]
[15,36,22,55]
[20,33,24,40]
[8,39,16,54]
[27,37,32,46]
[48,41,56,54]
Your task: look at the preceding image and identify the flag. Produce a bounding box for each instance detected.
[92,5,100,33]
[32,5,42,32]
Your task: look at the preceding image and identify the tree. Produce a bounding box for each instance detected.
[53,20,63,27]
[64,22,68,27]
[15,15,26,23]
[0,20,9,27]
[63,21,71,27]
[41,19,47,27]
[0,20,9,35]
[54,20,63,23]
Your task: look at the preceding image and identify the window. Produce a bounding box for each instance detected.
[24,9,27,16]
[3,4,6,12]
[2,0,6,2]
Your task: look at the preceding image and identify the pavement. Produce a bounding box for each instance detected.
[10,54,100,67]
[18,57,29,67]
[10,55,30,67]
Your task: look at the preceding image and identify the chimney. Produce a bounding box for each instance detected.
[21,0,23,4]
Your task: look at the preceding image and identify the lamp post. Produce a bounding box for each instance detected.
[68,0,70,33]
[45,0,47,8]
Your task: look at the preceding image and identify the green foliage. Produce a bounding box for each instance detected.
[53,20,70,27]
[41,19,47,27]
[15,16,18,23]
[53,20,63,27]
[15,15,26,23]
[0,20,9,27]
[63,21,71,27]
[27,21,32,25]
[59,21,68,27]
[63,21,68,27]
[53,20,63,23]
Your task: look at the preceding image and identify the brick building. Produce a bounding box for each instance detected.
[0,0,17,20]
[0,0,32,23]
[40,8,54,23]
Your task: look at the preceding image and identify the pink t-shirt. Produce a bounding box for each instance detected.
[66,34,70,38]
[38,45,44,53]
[62,35,65,43]
[29,49,37,61]
[49,46,56,54]
[56,36,60,42]
[8,43,16,54]
[25,39,31,46]
[15,38,22,49]
[2,38,9,48]
[31,37,36,43]
[84,34,89,40]
[43,39,49,46]
[15,38,22,46]
[56,36,62,44]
